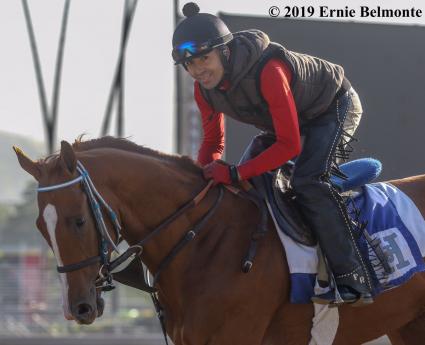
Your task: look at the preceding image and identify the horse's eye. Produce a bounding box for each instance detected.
[75,217,86,228]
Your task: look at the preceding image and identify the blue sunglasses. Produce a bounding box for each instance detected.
[172,33,233,64]
[172,41,211,64]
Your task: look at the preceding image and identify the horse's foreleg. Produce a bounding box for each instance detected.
[179,311,269,345]
[262,303,313,345]
[198,323,267,345]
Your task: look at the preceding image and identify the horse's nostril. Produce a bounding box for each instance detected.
[77,303,92,316]
[73,302,96,324]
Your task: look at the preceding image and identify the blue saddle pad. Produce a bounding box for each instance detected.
[352,183,425,294]
[288,182,425,303]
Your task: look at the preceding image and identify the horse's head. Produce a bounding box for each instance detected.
[14,141,109,324]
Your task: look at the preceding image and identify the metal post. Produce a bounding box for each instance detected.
[174,0,182,153]
[21,0,70,154]
[116,0,130,138]
[51,0,70,150]
[101,0,138,137]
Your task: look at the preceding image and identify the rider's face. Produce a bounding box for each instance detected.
[184,49,224,89]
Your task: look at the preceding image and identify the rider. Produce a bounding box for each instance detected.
[172,2,372,306]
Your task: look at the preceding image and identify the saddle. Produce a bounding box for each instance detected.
[255,158,383,247]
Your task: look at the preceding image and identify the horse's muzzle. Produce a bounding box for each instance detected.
[73,301,97,325]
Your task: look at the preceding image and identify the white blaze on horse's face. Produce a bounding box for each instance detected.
[43,203,73,320]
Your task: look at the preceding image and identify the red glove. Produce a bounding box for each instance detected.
[203,160,234,185]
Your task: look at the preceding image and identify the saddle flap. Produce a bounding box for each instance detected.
[273,170,316,243]
[251,171,317,247]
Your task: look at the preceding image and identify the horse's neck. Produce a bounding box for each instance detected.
[82,151,259,327]
[89,152,206,267]
[107,154,224,318]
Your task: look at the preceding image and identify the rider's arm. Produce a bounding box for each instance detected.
[237,59,301,180]
[194,81,225,166]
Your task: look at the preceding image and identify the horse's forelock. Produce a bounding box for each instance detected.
[36,154,63,180]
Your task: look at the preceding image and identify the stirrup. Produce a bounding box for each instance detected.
[350,292,374,307]
[311,286,373,307]
[311,289,352,307]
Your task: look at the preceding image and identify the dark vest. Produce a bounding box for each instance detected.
[199,30,346,132]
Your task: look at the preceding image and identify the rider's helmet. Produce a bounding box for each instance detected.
[172,2,233,66]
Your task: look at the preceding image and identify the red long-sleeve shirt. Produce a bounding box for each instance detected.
[194,58,301,180]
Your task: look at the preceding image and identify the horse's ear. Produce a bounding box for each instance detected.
[13,146,42,181]
[60,140,77,174]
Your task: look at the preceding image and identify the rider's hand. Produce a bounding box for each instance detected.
[203,160,236,185]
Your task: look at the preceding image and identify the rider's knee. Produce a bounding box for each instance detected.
[291,175,330,196]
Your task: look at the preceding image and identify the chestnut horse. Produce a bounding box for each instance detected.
[13,137,425,345]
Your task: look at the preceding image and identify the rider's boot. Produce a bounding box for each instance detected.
[292,180,374,307]
[312,277,373,307]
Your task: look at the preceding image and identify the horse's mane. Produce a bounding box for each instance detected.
[71,136,202,174]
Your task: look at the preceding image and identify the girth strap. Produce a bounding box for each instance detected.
[241,187,269,273]
[222,182,270,272]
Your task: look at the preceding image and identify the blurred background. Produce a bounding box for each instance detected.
[1,0,424,344]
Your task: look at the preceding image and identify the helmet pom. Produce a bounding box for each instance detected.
[182,2,200,17]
